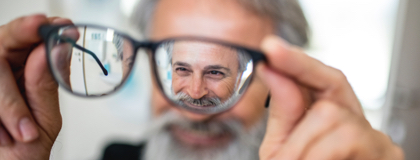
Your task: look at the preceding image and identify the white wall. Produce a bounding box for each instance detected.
[0,0,49,24]
[298,0,399,129]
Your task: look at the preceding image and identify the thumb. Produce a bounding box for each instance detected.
[257,54,307,158]
[24,43,62,140]
[23,18,74,140]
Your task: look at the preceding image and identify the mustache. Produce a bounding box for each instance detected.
[174,92,222,107]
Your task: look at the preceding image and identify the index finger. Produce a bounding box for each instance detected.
[260,35,362,115]
[0,14,49,51]
[0,14,49,68]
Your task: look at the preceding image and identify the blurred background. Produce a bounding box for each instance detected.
[0,0,419,159]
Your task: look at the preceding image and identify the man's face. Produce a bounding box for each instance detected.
[146,0,273,158]
[171,41,240,107]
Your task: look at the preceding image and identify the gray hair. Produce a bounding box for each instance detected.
[143,110,267,160]
[131,0,309,47]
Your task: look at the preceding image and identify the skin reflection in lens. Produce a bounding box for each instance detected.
[50,27,80,87]
[171,41,242,109]
[121,38,134,78]
[51,43,73,86]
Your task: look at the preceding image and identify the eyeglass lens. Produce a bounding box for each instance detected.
[47,26,135,96]
[154,40,254,113]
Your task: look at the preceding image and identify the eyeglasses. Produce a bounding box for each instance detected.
[38,24,266,114]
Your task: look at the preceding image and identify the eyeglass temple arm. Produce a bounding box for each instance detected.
[57,36,109,76]
[39,25,108,76]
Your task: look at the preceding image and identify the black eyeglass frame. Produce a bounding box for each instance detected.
[39,24,267,112]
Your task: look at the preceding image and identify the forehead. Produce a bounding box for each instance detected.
[173,41,237,56]
[150,0,274,49]
[172,41,239,68]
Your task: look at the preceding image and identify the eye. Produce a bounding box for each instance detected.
[176,67,188,71]
[175,67,191,76]
[209,70,224,75]
[206,70,225,80]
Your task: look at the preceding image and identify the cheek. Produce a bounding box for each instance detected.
[172,75,187,92]
[151,78,189,118]
[122,65,130,78]
[207,77,236,100]
[219,77,269,129]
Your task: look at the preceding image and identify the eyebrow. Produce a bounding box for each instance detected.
[173,61,191,68]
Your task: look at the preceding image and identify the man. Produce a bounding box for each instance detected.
[0,0,404,160]
[170,41,246,109]
[110,0,405,159]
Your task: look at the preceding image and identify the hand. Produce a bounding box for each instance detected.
[0,14,73,160]
[257,35,404,160]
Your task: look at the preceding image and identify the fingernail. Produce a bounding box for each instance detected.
[261,35,290,54]
[19,117,39,142]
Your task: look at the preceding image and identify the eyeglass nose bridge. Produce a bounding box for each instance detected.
[131,40,158,51]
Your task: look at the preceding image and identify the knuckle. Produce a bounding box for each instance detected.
[339,123,362,141]
[338,121,375,153]
[2,98,27,120]
[311,100,340,122]
[321,68,351,98]
[0,102,27,139]
[330,68,348,86]
[290,45,305,53]
[19,14,47,34]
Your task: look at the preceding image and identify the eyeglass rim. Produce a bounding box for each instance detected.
[148,40,266,114]
[39,24,267,101]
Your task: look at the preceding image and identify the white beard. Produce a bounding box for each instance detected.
[142,111,267,160]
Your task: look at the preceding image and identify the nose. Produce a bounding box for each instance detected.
[187,73,208,99]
